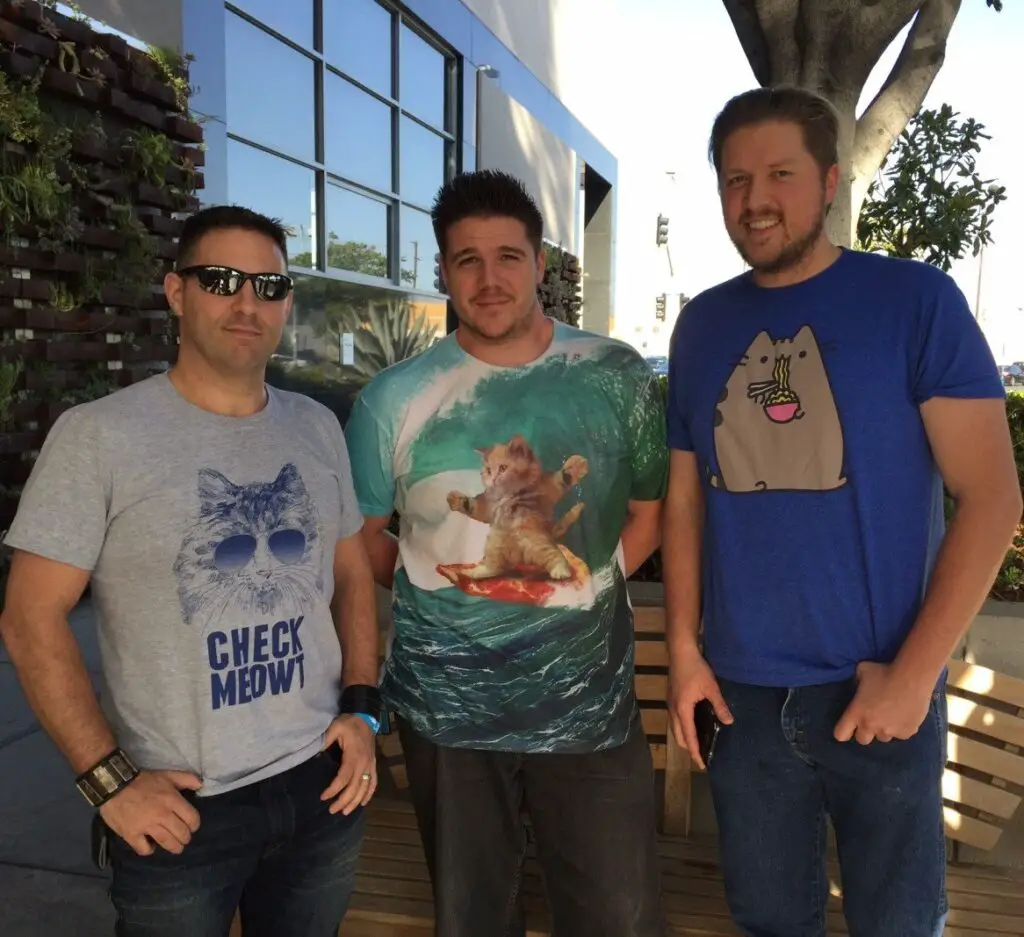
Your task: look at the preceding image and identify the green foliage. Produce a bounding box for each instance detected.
[0,358,23,426]
[538,245,583,327]
[993,392,1024,601]
[328,299,438,385]
[857,104,1007,272]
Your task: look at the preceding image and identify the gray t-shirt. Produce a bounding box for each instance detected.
[4,374,363,796]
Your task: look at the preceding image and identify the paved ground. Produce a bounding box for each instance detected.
[0,601,117,935]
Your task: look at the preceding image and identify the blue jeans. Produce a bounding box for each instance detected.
[707,677,948,937]
[107,747,365,937]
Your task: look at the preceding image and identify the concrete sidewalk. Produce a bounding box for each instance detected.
[0,601,116,935]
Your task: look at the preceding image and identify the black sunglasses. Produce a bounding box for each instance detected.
[177,265,294,302]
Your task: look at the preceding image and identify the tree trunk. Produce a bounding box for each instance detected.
[722,0,964,247]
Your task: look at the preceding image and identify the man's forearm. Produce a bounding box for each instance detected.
[893,493,1022,687]
[333,566,380,687]
[621,508,662,578]
[365,528,398,590]
[0,611,117,773]
[662,497,704,665]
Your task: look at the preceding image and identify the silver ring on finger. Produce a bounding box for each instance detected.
[361,772,372,782]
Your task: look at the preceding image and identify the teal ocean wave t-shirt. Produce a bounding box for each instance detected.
[344,322,668,753]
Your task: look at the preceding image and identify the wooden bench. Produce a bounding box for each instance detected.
[944,657,1024,852]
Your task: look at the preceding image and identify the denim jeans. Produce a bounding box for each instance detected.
[106,747,365,937]
[397,714,665,937]
[707,677,948,937]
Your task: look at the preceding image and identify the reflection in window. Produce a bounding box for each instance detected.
[230,0,312,47]
[268,276,446,424]
[400,206,440,292]
[400,25,447,129]
[226,13,315,161]
[324,74,393,193]
[400,118,446,208]
[323,0,393,97]
[226,139,316,264]
[325,183,390,278]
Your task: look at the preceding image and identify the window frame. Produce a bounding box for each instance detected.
[224,0,458,295]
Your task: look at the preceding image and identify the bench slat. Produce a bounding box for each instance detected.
[944,805,1003,850]
[947,695,1024,749]
[948,660,1024,711]
[943,768,1021,819]
[948,733,1024,787]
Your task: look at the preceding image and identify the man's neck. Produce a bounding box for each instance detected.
[752,239,843,289]
[167,353,267,418]
[456,307,555,368]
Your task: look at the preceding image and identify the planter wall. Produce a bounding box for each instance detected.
[0,1,203,535]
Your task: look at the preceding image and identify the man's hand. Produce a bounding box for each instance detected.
[99,770,203,856]
[320,715,377,816]
[667,646,734,770]
[833,661,934,745]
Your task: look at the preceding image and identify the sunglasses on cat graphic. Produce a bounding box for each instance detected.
[177,265,294,302]
[214,529,307,572]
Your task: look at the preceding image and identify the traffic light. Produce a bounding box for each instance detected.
[655,214,669,246]
[433,252,445,293]
[655,293,666,321]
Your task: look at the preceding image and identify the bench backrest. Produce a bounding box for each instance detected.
[944,658,1024,850]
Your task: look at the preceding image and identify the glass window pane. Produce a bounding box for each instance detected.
[400,25,446,129]
[399,206,440,292]
[324,74,393,193]
[325,183,390,279]
[226,140,316,265]
[268,278,446,423]
[400,118,445,208]
[226,14,315,161]
[230,0,312,47]
[323,0,393,97]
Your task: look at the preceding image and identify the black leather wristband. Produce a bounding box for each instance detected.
[75,748,140,808]
[339,684,382,720]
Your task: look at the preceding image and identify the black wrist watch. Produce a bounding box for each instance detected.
[339,683,383,734]
[75,748,140,807]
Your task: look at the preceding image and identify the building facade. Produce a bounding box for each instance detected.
[74,0,617,416]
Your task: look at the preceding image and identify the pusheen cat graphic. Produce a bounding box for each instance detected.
[710,325,847,493]
[440,434,588,586]
[174,463,323,630]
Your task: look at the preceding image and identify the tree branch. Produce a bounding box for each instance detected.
[721,0,772,85]
[853,0,962,187]
[755,0,800,84]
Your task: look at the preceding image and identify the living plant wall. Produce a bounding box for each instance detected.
[0,0,203,540]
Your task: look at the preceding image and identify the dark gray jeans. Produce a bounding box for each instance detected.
[397,715,665,937]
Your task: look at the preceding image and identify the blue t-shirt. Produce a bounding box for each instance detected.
[667,249,1005,687]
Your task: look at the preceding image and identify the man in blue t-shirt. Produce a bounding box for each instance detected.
[664,86,1021,937]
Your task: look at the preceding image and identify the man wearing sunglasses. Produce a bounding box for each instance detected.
[0,205,380,937]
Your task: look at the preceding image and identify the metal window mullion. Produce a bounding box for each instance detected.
[389,5,401,285]
[314,46,327,271]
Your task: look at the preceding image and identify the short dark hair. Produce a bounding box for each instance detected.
[709,86,840,178]
[431,170,544,257]
[176,204,290,269]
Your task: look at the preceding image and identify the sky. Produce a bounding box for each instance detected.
[565,1,1023,364]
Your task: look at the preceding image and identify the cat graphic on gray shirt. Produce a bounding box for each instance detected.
[4,374,364,795]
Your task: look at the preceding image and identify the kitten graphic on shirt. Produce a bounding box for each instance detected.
[710,325,847,493]
[174,463,323,630]
[445,434,587,581]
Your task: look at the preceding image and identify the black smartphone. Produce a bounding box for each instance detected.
[693,698,721,767]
